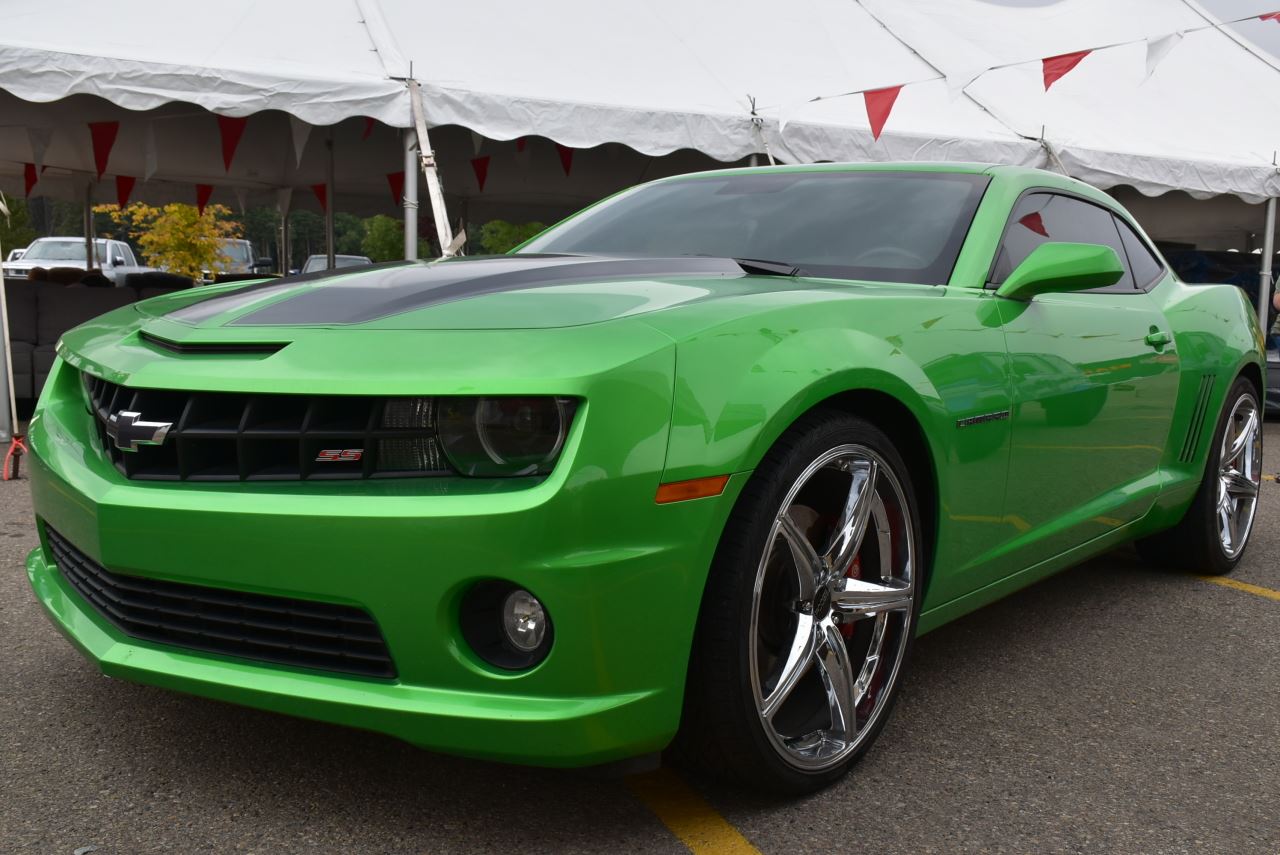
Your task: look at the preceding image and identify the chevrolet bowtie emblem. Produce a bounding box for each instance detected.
[107,411,172,452]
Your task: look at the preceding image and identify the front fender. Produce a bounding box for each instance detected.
[662,321,945,483]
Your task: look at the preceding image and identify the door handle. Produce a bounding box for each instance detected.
[1145,329,1172,349]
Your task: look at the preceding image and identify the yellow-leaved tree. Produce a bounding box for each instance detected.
[95,202,241,280]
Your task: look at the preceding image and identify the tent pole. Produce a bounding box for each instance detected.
[403,129,418,260]
[325,133,336,270]
[278,190,292,275]
[83,183,93,271]
[406,79,455,257]
[1259,197,1276,330]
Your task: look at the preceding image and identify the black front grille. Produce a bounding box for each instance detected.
[83,373,449,481]
[46,526,396,679]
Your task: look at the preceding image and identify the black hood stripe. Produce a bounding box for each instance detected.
[166,260,415,325]
[212,256,743,326]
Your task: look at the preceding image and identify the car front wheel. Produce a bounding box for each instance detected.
[679,411,923,794]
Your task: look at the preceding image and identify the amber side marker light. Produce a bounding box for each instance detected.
[655,475,731,504]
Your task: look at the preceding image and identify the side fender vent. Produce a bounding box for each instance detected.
[1178,374,1215,463]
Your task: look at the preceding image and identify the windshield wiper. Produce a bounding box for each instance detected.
[731,257,801,277]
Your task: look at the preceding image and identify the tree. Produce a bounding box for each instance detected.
[97,202,241,280]
[361,215,405,262]
[478,220,547,254]
[0,197,38,256]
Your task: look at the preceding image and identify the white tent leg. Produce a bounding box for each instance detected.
[403,128,418,260]
[325,134,335,270]
[1259,197,1276,330]
[83,183,93,271]
[277,189,292,275]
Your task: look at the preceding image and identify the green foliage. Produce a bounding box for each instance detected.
[362,215,406,262]
[478,220,547,254]
[97,202,241,280]
[0,197,38,257]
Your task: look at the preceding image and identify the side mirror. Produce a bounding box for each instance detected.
[995,242,1124,301]
[112,256,126,267]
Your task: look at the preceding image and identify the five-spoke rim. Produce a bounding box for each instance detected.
[1217,393,1262,560]
[748,444,915,772]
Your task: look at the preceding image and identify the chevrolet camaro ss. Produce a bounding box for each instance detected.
[25,164,1264,794]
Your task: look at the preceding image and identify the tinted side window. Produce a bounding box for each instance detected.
[990,193,1134,292]
[1114,217,1164,288]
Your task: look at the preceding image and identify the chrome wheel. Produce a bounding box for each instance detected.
[1216,393,1262,560]
[749,444,915,771]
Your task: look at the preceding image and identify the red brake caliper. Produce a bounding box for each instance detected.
[839,556,860,639]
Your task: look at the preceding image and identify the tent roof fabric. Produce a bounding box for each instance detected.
[0,0,1277,200]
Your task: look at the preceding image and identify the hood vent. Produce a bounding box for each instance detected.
[139,330,288,356]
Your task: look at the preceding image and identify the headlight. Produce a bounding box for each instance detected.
[437,396,574,477]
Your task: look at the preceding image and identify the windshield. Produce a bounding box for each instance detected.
[22,239,107,262]
[521,170,990,284]
[219,241,252,264]
[301,255,370,273]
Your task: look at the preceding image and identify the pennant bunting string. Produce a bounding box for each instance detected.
[555,144,574,177]
[23,163,37,198]
[88,121,119,180]
[115,175,136,209]
[470,155,491,192]
[195,184,214,216]
[386,171,405,207]
[216,115,248,172]
[311,183,328,213]
[863,86,903,140]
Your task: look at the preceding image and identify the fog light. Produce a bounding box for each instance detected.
[502,589,546,652]
[460,580,555,670]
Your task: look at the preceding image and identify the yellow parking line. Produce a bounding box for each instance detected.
[626,768,762,855]
[1198,576,1280,602]
[1264,474,1277,482]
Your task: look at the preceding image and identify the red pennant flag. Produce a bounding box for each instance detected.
[386,171,405,207]
[216,115,248,171]
[555,144,574,176]
[23,163,37,198]
[1260,11,1280,22]
[1017,211,1049,237]
[515,136,528,153]
[88,121,119,180]
[470,155,491,192]
[115,175,136,209]
[311,183,328,212]
[1042,50,1092,90]
[863,86,903,141]
[195,183,214,216]
[362,117,376,140]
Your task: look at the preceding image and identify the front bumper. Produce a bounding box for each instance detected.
[26,355,744,767]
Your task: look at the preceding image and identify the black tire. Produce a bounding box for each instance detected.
[675,409,925,795]
[1137,376,1263,575]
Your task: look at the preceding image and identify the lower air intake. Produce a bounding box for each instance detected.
[46,526,396,679]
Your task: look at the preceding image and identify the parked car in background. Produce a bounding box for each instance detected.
[298,253,373,274]
[1,237,148,284]
[212,239,273,277]
[6,247,26,262]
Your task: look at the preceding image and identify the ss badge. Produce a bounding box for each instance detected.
[315,448,363,463]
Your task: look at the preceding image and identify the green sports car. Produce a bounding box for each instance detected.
[25,163,1265,794]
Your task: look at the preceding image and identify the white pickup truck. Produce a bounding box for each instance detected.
[1,237,153,284]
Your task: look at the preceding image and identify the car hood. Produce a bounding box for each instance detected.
[132,255,820,333]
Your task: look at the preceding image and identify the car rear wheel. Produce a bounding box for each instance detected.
[1138,377,1263,575]
[678,411,923,794]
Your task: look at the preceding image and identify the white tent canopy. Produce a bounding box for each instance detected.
[0,0,1277,233]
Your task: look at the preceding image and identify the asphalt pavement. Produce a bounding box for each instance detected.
[3,424,1278,854]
